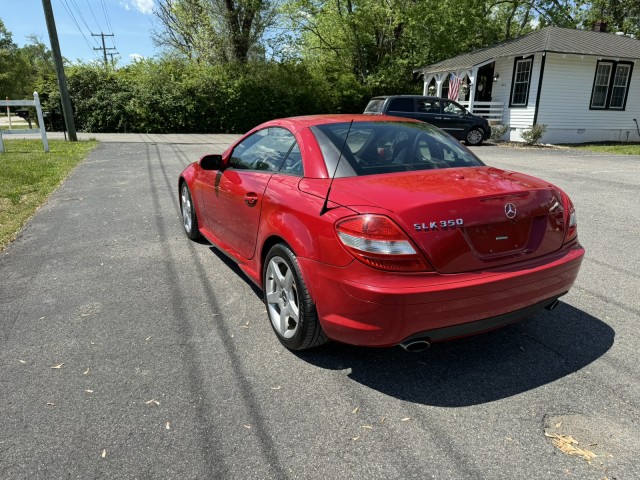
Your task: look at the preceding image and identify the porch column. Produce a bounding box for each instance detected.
[466,68,478,113]
[435,73,446,98]
[422,74,434,95]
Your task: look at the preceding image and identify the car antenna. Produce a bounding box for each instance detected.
[320,120,353,216]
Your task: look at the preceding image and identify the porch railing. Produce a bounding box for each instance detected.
[458,101,504,123]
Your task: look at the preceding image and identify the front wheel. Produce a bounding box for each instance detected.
[263,244,328,350]
[465,128,484,146]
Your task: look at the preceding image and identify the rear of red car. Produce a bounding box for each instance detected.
[296,120,584,347]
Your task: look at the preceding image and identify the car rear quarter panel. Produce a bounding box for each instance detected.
[256,175,355,290]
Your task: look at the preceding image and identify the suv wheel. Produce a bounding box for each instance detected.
[465,128,484,146]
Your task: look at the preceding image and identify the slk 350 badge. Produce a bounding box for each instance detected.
[414,219,464,231]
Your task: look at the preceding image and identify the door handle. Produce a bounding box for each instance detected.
[244,193,258,206]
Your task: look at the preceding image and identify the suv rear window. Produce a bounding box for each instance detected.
[387,98,414,112]
[364,99,385,114]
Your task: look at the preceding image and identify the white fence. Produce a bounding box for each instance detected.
[459,101,504,123]
[0,92,49,153]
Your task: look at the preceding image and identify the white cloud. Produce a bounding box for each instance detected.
[129,53,145,62]
[133,0,154,14]
[121,0,154,15]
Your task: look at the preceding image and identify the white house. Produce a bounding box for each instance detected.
[414,26,640,144]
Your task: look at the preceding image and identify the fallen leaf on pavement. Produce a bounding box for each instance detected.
[18,360,26,364]
[85,390,94,394]
[166,422,171,430]
[84,368,90,375]
[352,407,359,414]
[352,436,360,441]
[101,449,107,458]
[545,432,597,463]
[145,399,160,406]
[47,402,55,406]
[401,417,411,422]
[362,425,373,430]
[51,363,64,369]
[271,386,282,390]
[243,425,251,429]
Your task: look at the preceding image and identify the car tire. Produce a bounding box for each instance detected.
[465,128,484,146]
[263,243,328,350]
[180,181,202,240]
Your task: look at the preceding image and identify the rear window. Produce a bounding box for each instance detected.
[311,121,484,177]
[364,99,385,114]
[388,97,414,112]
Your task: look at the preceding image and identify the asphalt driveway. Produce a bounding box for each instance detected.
[0,139,638,479]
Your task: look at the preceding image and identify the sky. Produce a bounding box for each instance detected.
[2,0,159,64]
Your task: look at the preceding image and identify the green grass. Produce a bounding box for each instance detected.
[0,139,97,250]
[0,124,31,130]
[567,142,640,155]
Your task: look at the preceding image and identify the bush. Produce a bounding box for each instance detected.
[37,59,375,134]
[490,124,510,142]
[521,123,547,145]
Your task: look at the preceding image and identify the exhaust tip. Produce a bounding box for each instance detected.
[545,299,561,311]
[399,339,431,353]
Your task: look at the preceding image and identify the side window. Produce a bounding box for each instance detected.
[417,99,440,113]
[229,127,296,172]
[279,143,304,177]
[510,57,533,107]
[442,101,465,116]
[590,60,633,110]
[387,97,414,113]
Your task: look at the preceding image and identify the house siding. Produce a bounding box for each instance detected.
[536,53,640,143]
[491,55,541,141]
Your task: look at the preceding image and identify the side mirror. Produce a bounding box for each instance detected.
[200,154,224,171]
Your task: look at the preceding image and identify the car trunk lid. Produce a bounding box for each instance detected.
[311,167,566,273]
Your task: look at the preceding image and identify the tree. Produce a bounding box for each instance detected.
[153,0,277,63]
[575,0,640,37]
[0,19,29,99]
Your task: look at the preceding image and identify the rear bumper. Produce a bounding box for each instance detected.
[299,241,584,347]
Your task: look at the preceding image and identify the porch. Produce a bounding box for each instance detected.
[458,101,504,123]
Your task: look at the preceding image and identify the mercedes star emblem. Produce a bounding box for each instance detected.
[505,203,517,219]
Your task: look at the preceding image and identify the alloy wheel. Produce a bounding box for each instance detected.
[265,256,300,339]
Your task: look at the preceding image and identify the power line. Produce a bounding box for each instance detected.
[59,0,100,58]
[68,0,98,45]
[100,0,114,39]
[85,0,104,33]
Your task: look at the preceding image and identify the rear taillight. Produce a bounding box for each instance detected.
[335,215,433,272]
[564,197,578,243]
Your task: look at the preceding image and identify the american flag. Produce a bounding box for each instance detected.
[448,74,461,100]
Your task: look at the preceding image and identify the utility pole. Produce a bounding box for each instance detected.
[41,0,77,141]
[107,52,120,65]
[92,33,116,66]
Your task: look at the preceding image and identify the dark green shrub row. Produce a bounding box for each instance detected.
[39,60,382,134]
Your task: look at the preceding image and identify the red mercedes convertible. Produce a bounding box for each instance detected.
[179,115,584,351]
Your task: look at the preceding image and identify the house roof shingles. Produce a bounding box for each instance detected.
[416,26,640,75]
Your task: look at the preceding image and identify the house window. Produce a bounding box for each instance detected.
[510,57,533,107]
[590,60,633,110]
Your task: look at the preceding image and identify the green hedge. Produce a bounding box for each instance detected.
[39,60,377,134]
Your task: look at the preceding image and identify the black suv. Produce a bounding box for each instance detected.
[364,95,491,146]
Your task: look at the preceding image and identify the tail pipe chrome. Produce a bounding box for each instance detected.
[545,299,561,311]
[399,338,431,353]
